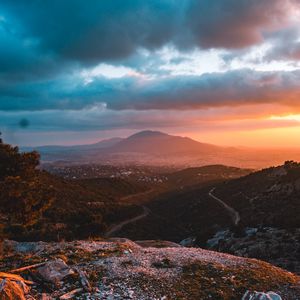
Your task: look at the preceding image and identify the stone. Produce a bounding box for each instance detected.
[179,236,196,247]
[37,259,75,283]
[242,290,282,300]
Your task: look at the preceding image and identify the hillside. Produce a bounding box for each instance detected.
[164,165,252,189]
[211,161,300,228]
[112,161,300,274]
[0,139,147,242]
[1,239,299,299]
[204,161,300,273]
[1,171,147,242]
[106,165,252,242]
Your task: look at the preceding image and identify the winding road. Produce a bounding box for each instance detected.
[104,186,241,238]
[104,205,150,237]
[208,187,240,225]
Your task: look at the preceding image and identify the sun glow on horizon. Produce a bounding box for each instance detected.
[270,114,300,122]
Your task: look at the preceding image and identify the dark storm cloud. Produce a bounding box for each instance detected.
[1,0,300,128]
[105,70,300,110]
[2,69,300,112]
[184,0,293,50]
[264,28,300,61]
[0,0,295,67]
[0,0,182,65]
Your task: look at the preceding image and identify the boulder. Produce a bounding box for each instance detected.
[135,240,181,248]
[37,259,74,283]
[242,290,282,300]
[179,236,196,247]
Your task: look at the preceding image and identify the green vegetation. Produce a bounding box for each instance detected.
[0,136,145,241]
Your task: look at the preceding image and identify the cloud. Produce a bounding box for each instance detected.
[2,0,300,146]
[184,0,295,49]
[1,105,299,134]
[1,0,299,97]
[264,27,300,61]
[2,69,300,112]
[1,0,297,66]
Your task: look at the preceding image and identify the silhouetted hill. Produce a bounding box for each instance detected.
[165,165,252,189]
[212,161,300,228]
[22,137,124,162]
[23,130,230,165]
[23,137,123,153]
[108,130,222,155]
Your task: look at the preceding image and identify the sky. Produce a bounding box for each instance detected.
[1,0,300,147]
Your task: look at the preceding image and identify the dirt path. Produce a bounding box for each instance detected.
[208,187,240,225]
[104,205,150,237]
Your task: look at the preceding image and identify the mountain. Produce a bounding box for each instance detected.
[108,130,222,155]
[21,137,124,163]
[21,131,300,168]
[22,137,123,153]
[23,130,230,165]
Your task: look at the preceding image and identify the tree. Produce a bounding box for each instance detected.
[0,134,54,240]
[0,133,40,180]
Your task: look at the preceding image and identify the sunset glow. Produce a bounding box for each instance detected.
[1,0,300,148]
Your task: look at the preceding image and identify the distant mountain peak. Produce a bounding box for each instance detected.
[127,130,169,139]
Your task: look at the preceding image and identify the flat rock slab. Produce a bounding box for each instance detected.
[37,259,75,283]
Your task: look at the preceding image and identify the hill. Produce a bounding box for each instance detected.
[164,164,252,189]
[112,161,300,274]
[204,161,300,273]
[211,160,300,228]
[0,138,147,242]
[107,165,252,242]
[108,130,222,155]
[22,137,123,162]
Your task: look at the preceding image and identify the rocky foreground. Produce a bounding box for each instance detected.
[0,239,300,300]
[207,227,300,275]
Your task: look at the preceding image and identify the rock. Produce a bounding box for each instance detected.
[206,229,232,248]
[179,236,196,247]
[135,240,181,248]
[245,227,258,237]
[37,259,75,283]
[0,279,27,300]
[242,290,282,300]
